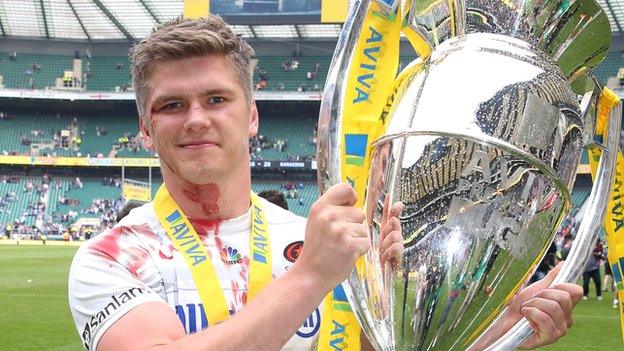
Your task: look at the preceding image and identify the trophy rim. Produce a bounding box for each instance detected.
[371,129,573,209]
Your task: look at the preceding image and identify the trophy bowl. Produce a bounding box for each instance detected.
[348,33,580,351]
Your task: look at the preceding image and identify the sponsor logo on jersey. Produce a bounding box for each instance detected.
[296,307,321,338]
[81,287,146,350]
[220,246,243,265]
[176,303,209,334]
[283,241,303,263]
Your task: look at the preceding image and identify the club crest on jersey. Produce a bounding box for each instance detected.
[220,246,243,265]
[165,210,207,266]
[283,241,303,263]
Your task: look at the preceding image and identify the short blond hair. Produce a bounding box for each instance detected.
[130,15,255,120]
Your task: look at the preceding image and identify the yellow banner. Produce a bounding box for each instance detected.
[322,0,349,23]
[587,87,624,341]
[318,2,403,350]
[341,1,402,207]
[184,0,210,18]
[122,182,152,202]
[0,155,160,168]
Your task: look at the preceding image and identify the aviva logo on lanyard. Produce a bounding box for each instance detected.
[153,184,272,326]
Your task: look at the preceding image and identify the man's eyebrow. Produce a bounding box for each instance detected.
[150,94,185,107]
[201,88,236,97]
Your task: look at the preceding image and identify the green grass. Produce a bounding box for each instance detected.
[0,244,622,350]
[0,245,82,351]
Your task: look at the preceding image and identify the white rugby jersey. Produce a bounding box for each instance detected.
[68,198,322,351]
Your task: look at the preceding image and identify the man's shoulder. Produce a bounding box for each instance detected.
[74,203,161,262]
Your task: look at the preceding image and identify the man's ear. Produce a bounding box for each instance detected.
[249,100,259,137]
[139,116,155,151]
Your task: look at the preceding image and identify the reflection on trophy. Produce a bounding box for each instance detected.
[317,0,621,350]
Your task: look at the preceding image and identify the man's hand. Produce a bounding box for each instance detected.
[514,262,582,348]
[476,262,582,350]
[379,201,405,267]
[296,183,371,292]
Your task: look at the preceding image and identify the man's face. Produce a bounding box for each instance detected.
[140,55,258,185]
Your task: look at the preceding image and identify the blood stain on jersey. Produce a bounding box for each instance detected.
[89,224,153,279]
[159,243,175,260]
[283,241,303,263]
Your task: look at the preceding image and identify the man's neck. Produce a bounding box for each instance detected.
[162,172,251,221]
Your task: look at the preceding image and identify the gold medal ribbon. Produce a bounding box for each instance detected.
[153,184,271,326]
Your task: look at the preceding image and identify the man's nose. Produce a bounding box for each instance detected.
[184,102,211,131]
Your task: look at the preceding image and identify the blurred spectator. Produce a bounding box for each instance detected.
[582,239,604,300]
[257,190,288,210]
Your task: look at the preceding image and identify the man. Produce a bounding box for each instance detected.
[68,15,581,351]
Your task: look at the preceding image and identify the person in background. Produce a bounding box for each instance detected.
[257,190,289,210]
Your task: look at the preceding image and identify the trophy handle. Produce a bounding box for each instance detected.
[482,99,622,350]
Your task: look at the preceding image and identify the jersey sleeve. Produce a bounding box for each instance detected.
[68,228,167,351]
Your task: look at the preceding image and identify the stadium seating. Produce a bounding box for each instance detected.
[571,187,591,210]
[593,51,623,85]
[253,56,331,92]
[0,52,74,89]
[56,179,122,217]
[2,52,624,91]
[83,56,132,92]
[0,111,75,156]
[252,182,317,217]
[0,177,50,226]
[256,114,317,160]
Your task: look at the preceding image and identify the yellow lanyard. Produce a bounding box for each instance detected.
[153,184,272,326]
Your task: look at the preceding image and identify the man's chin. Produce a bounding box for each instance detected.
[179,167,222,185]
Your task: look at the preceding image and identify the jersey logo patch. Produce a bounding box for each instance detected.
[220,246,243,265]
[296,307,321,338]
[284,241,303,263]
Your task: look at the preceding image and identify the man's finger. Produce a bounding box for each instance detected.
[389,202,405,218]
[551,283,584,305]
[318,183,358,207]
[529,289,574,327]
[526,261,564,292]
[522,297,568,332]
[520,306,563,344]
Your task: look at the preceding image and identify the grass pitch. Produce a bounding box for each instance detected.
[0,244,621,350]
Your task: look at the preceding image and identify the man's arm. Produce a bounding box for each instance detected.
[97,183,370,351]
[98,263,328,351]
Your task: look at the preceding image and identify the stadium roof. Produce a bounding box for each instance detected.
[0,0,342,41]
[0,0,621,42]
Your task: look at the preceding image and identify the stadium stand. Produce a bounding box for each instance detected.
[83,56,133,92]
[0,52,74,89]
[2,51,624,91]
[594,51,624,86]
[571,187,591,209]
[253,56,331,92]
[254,113,317,161]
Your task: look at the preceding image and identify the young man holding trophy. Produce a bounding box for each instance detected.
[68,13,584,351]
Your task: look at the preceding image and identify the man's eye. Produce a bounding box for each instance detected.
[208,96,226,104]
[162,102,183,110]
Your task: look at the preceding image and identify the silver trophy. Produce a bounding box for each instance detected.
[317,0,621,350]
